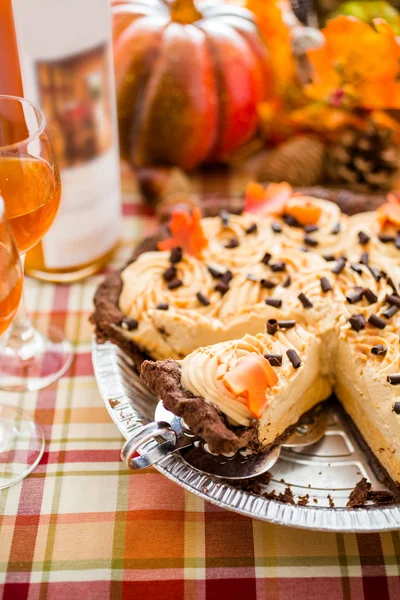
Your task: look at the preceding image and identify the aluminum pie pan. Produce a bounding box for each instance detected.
[92,338,400,532]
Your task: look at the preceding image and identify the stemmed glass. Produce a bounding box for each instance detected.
[0,96,72,391]
[0,194,45,488]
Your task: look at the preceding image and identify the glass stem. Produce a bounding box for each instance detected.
[2,255,44,362]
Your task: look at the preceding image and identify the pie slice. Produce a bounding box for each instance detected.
[141,326,332,454]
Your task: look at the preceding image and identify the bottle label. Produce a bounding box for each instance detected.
[12,0,121,268]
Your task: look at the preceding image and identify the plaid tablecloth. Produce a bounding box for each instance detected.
[1,164,400,600]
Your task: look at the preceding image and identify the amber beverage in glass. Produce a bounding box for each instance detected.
[0,194,45,489]
[0,95,72,392]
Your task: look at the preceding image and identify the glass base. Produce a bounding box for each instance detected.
[0,404,45,489]
[0,324,73,392]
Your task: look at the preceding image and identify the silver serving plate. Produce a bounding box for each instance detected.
[92,339,400,532]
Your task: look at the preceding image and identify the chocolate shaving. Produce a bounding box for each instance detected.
[358,231,370,245]
[156,303,169,311]
[393,402,400,414]
[283,214,300,227]
[395,235,400,249]
[320,276,332,293]
[387,374,400,385]
[360,252,369,266]
[264,354,282,367]
[121,317,138,332]
[265,298,282,308]
[363,288,378,304]
[270,262,286,272]
[346,290,363,304]
[266,319,279,335]
[371,344,387,356]
[298,293,313,308]
[383,305,399,319]
[331,223,341,235]
[386,294,400,308]
[278,320,296,329]
[378,233,395,243]
[196,292,210,306]
[368,266,382,282]
[225,238,239,249]
[261,279,276,289]
[282,276,291,288]
[221,270,233,284]
[287,349,301,369]
[304,235,318,247]
[323,255,335,262]
[387,277,397,294]
[349,314,366,331]
[272,222,282,233]
[368,314,386,329]
[350,263,362,274]
[167,278,183,290]
[215,281,229,295]
[163,266,177,282]
[170,247,183,264]
[261,252,271,265]
[246,223,257,234]
[208,266,224,279]
[304,224,318,233]
[332,257,346,275]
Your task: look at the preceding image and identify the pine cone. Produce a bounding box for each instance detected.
[326,125,400,192]
[253,136,326,187]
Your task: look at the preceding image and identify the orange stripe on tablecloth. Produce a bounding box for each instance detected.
[42,406,111,425]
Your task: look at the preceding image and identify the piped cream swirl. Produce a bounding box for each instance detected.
[277,197,349,257]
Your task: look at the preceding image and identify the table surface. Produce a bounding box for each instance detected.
[1,165,400,600]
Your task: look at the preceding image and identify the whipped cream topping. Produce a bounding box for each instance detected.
[180,329,312,427]
[347,211,400,265]
[202,212,279,271]
[276,197,348,257]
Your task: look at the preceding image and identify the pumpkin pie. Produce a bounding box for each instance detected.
[92,184,400,487]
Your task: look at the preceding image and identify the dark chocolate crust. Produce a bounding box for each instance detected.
[140,359,257,454]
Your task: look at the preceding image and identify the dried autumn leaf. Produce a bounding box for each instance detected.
[246,0,296,95]
[223,354,278,419]
[158,207,208,258]
[306,16,400,110]
[377,193,400,227]
[245,181,293,216]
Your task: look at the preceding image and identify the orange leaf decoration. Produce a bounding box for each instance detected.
[306,16,400,110]
[223,354,278,419]
[245,181,293,217]
[377,193,400,227]
[285,197,322,225]
[158,207,208,258]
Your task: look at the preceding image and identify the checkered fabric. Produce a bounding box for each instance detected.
[1,163,399,600]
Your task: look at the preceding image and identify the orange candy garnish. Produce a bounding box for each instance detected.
[244,181,293,217]
[377,193,400,227]
[285,197,322,226]
[158,207,208,258]
[222,354,279,419]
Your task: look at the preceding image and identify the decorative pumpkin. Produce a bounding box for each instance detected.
[112,0,272,169]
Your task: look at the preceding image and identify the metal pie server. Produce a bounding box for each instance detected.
[121,401,330,480]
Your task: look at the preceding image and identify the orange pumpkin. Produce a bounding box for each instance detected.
[112,0,272,169]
